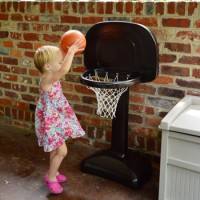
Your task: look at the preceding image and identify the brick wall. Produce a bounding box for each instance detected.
[0,1,200,159]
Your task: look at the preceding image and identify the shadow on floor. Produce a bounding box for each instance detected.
[0,121,159,200]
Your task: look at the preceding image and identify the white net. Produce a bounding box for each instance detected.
[87,70,128,119]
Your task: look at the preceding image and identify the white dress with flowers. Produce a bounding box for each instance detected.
[35,80,85,152]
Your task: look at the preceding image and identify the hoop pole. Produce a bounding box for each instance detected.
[111,88,129,157]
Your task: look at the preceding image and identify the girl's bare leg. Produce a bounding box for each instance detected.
[48,143,68,182]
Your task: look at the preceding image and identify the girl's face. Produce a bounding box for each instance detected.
[48,50,63,72]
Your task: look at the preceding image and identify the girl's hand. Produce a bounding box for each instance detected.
[67,40,85,54]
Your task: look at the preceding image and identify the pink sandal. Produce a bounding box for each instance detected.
[56,172,67,183]
[44,173,63,194]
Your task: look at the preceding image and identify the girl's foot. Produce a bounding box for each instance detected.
[56,172,67,183]
[44,173,63,194]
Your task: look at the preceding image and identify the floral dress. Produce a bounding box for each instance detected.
[35,80,85,152]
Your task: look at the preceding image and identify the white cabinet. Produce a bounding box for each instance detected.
[159,95,200,200]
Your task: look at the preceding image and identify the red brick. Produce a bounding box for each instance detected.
[12,84,27,92]
[129,104,144,113]
[130,125,158,137]
[13,1,19,12]
[0,31,9,38]
[23,33,39,41]
[61,82,74,91]
[0,13,8,20]
[105,2,113,14]
[64,93,81,102]
[54,2,61,11]
[11,66,27,74]
[79,2,86,14]
[7,2,12,12]
[97,2,104,14]
[116,2,124,14]
[11,50,22,57]
[153,76,174,85]
[88,2,95,13]
[19,1,25,12]
[131,84,156,95]
[162,18,190,27]
[129,94,145,103]
[129,114,143,124]
[155,2,164,15]
[164,42,191,53]
[12,108,17,119]
[24,15,39,21]
[81,115,101,126]
[177,2,186,16]
[158,87,185,98]
[167,2,175,14]
[75,85,94,95]
[40,2,46,13]
[125,2,133,13]
[82,96,97,105]
[17,42,33,49]
[17,23,29,31]
[25,111,31,121]
[29,69,39,76]
[161,65,189,77]
[74,104,93,114]
[176,79,200,89]
[51,25,68,32]
[72,66,85,73]
[0,81,11,89]
[133,17,157,26]
[5,107,11,117]
[71,2,77,13]
[47,2,53,13]
[192,69,200,78]
[21,94,35,102]
[5,90,18,99]
[1,2,6,12]
[43,34,60,43]
[3,57,18,65]
[29,87,39,94]
[0,64,10,72]
[179,56,200,65]
[10,32,22,40]
[63,2,70,14]
[145,107,155,115]
[18,110,24,120]
[159,54,176,63]
[11,13,23,21]
[188,2,198,16]
[0,98,12,106]
[3,74,18,82]
[106,130,112,143]
[96,128,104,139]
[195,19,200,28]
[3,41,13,48]
[25,51,34,58]
[135,2,143,15]
[61,16,80,23]
[87,126,95,138]
[176,31,200,41]
[82,17,103,24]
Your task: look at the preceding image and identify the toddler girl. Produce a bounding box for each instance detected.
[34,41,85,194]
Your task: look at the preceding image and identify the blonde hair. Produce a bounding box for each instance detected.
[34,45,60,73]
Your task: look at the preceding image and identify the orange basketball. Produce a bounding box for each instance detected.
[60,30,86,55]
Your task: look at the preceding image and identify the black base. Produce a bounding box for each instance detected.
[81,149,152,189]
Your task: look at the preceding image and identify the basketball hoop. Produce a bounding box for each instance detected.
[81,68,141,119]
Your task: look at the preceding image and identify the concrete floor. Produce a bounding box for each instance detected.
[0,119,159,200]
